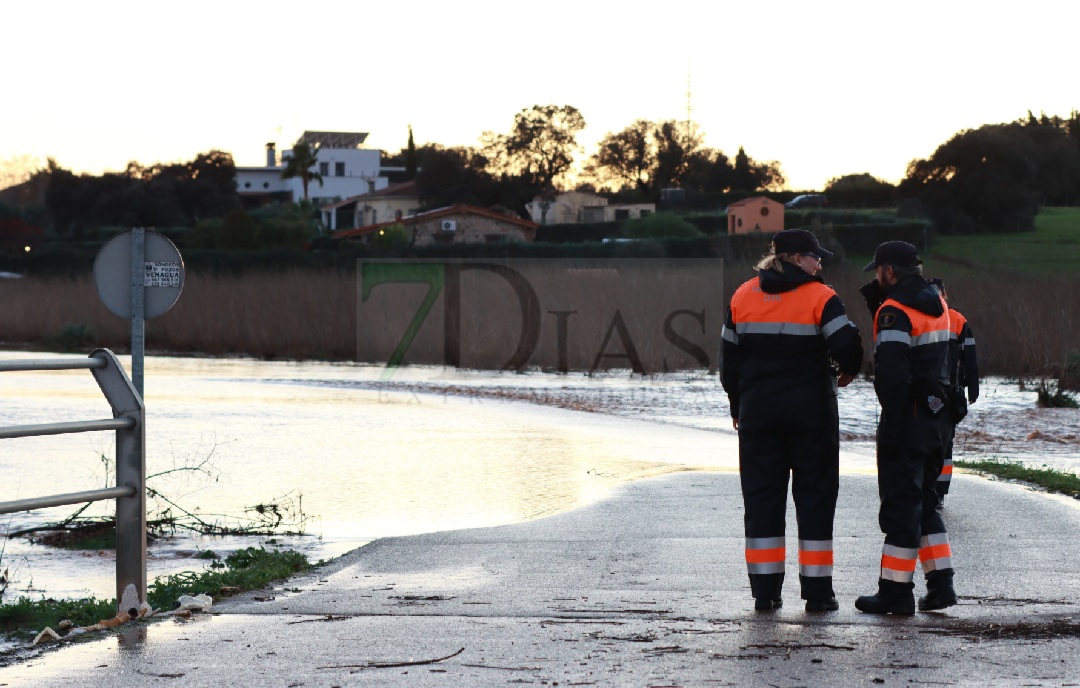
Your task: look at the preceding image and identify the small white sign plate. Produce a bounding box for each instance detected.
[144,261,181,287]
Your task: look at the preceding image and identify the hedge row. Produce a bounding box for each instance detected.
[0,220,932,276]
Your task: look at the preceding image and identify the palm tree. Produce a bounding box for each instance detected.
[280,142,323,201]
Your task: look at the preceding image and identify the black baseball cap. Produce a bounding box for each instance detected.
[771,229,833,259]
[863,241,921,272]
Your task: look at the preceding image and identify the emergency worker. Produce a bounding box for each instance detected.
[855,241,956,615]
[721,229,863,613]
[928,278,980,504]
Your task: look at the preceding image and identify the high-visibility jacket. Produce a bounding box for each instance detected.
[721,265,862,419]
[872,282,951,438]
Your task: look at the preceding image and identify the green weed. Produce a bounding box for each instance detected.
[0,547,312,641]
[146,547,310,611]
[0,597,115,641]
[956,458,1080,497]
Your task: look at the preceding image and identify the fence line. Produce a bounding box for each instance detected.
[0,349,146,614]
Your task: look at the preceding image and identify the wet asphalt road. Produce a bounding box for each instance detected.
[3,470,1080,687]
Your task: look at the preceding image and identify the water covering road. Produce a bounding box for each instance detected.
[0,352,1076,608]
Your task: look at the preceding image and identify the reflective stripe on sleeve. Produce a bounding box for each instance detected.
[820,315,853,338]
[964,337,976,347]
[721,325,738,345]
[798,539,833,577]
[880,544,918,583]
[735,322,821,336]
[746,536,785,575]
[912,330,951,347]
[875,330,912,347]
[920,533,953,572]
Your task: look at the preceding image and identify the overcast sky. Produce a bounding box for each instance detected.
[3,0,1075,191]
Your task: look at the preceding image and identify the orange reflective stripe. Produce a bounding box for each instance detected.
[940,464,953,475]
[881,554,918,572]
[919,544,952,562]
[745,547,785,564]
[798,550,833,566]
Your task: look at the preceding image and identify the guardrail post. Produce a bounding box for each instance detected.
[89,348,147,612]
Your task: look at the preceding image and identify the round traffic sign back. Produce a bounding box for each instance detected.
[94,228,185,319]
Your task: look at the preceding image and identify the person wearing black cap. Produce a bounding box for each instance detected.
[721,229,863,613]
[855,241,956,615]
[927,278,980,506]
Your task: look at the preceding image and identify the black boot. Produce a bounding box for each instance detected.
[855,579,915,615]
[754,597,783,611]
[805,597,839,612]
[919,570,957,611]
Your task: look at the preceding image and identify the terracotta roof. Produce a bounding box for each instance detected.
[332,204,538,240]
[726,196,781,207]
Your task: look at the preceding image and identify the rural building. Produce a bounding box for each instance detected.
[234,131,390,206]
[318,181,420,232]
[525,191,655,225]
[726,196,784,234]
[332,205,538,246]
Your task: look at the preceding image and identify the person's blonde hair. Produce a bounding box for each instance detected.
[754,245,799,272]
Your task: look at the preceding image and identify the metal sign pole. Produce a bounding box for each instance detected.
[130,227,145,398]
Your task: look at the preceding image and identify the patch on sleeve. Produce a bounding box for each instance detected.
[877,312,897,329]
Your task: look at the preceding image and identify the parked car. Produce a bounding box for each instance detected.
[784,194,829,209]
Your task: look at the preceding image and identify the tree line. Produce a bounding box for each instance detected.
[3,106,1080,248]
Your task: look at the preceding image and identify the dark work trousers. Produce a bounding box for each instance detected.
[877,408,949,556]
[738,383,839,601]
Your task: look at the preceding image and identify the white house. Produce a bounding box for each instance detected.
[235,131,390,206]
[319,181,421,232]
[525,191,655,225]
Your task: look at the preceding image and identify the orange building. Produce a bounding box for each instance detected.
[727,197,784,234]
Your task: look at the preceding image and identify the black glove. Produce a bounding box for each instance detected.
[859,279,884,317]
[968,385,979,404]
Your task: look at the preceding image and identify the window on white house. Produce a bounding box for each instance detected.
[319,162,329,176]
[335,162,345,177]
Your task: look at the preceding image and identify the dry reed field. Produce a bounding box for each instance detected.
[790,265,1080,382]
[2,260,1077,379]
[356,259,723,372]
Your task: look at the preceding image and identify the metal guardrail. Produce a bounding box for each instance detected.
[0,349,146,613]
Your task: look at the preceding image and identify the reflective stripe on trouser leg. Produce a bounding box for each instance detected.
[919,533,953,573]
[745,536,785,575]
[798,539,833,577]
[937,457,953,484]
[880,544,918,583]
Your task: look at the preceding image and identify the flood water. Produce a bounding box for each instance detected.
[0,352,1077,609]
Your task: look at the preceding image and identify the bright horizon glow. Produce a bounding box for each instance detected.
[2,1,1075,193]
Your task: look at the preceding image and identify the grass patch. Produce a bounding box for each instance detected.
[0,547,313,641]
[956,459,1080,498]
[930,207,1080,277]
[0,597,115,640]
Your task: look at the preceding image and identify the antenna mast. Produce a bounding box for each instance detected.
[685,68,694,143]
